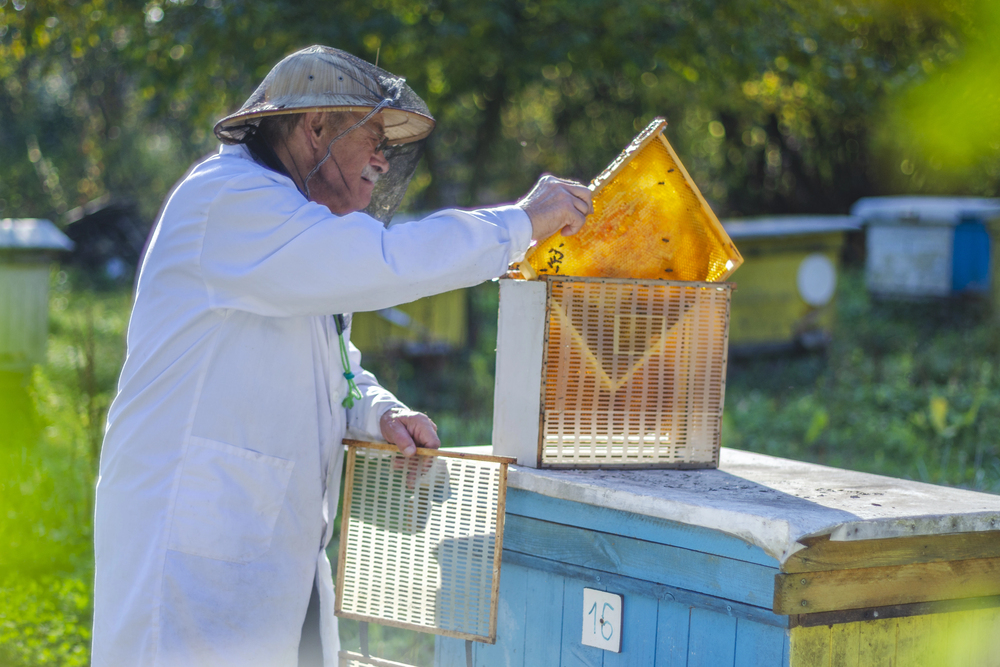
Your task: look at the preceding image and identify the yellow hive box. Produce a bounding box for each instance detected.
[518,118,742,282]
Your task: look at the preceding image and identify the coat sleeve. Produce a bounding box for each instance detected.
[343,336,403,440]
[199,169,533,317]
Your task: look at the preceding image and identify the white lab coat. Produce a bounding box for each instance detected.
[92,143,532,667]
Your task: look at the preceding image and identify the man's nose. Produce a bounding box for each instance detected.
[370,151,390,174]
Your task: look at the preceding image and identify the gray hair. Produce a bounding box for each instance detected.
[257,110,357,147]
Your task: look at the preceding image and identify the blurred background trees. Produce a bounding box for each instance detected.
[2,2,1000,664]
[2,0,997,227]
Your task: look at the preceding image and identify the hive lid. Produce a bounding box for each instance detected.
[335,441,513,643]
[0,218,74,252]
[517,118,742,282]
[722,215,862,240]
[851,196,1000,226]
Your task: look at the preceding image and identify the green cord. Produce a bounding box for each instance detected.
[334,314,363,409]
[337,329,363,409]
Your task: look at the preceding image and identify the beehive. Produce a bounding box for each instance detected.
[517,118,742,282]
[335,441,513,643]
[493,276,732,468]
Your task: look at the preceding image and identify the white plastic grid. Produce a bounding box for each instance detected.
[540,276,731,467]
[335,442,509,643]
[338,651,418,667]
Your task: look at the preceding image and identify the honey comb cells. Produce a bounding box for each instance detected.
[521,118,742,282]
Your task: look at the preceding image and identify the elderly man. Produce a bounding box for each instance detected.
[92,45,591,667]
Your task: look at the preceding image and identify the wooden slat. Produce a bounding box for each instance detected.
[857,618,895,666]
[654,600,690,667]
[895,614,934,667]
[604,592,658,666]
[559,578,604,667]
[505,514,777,608]
[829,622,860,667]
[341,439,516,464]
[774,556,1000,615]
[733,619,786,667]
[504,489,778,568]
[338,651,418,667]
[477,560,527,667]
[782,531,1000,573]
[523,567,565,666]
[503,550,788,629]
[334,446,358,617]
[788,624,830,666]
[791,593,1000,627]
[687,608,737,667]
[490,462,509,643]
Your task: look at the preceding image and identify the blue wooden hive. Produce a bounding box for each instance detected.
[436,447,1000,666]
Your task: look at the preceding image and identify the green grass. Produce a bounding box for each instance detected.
[725,270,1000,492]
[2,267,999,665]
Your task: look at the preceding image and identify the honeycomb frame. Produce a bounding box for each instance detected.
[519,118,743,283]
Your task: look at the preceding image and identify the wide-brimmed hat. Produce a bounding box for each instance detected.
[214,45,435,145]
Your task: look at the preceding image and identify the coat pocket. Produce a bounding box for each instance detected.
[167,436,294,563]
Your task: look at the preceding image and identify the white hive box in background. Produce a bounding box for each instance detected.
[0,218,74,372]
[852,196,1000,298]
[493,275,732,469]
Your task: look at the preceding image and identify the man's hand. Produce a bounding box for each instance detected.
[379,407,441,457]
[517,174,594,242]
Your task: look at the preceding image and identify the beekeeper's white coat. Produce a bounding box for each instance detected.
[92,143,532,667]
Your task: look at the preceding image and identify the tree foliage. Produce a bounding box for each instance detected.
[0,0,996,228]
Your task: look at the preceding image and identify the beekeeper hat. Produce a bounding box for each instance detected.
[214,45,435,146]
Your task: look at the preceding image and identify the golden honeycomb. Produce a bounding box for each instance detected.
[519,118,742,282]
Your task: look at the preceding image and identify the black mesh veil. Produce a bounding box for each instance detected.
[214,46,435,225]
[363,140,426,223]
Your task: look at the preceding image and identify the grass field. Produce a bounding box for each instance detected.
[1,267,998,665]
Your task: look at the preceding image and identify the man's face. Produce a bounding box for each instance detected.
[308,112,390,215]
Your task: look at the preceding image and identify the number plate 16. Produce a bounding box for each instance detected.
[581,588,623,652]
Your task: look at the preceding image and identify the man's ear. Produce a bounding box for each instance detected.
[301,112,326,151]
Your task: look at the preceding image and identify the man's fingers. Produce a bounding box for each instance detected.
[388,419,417,456]
[408,415,441,449]
[520,174,594,242]
[565,182,594,215]
[380,408,440,457]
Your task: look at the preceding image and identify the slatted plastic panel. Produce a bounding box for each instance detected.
[338,651,417,667]
[520,118,742,282]
[336,444,506,643]
[541,276,731,468]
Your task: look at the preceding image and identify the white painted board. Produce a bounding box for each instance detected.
[581,588,622,652]
[866,224,953,297]
[492,279,546,467]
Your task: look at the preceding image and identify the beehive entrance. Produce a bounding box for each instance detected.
[540,276,731,467]
[336,441,511,643]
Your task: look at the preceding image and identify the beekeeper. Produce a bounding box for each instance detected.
[91,45,592,667]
